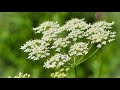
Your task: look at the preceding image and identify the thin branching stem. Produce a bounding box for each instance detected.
[75,44,94,66]
[74,66,77,78]
[76,48,99,66]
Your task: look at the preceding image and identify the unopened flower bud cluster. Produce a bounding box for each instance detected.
[51,68,70,78]
[8,72,30,78]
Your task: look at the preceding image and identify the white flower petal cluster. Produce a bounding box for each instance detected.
[21,18,116,75]
[43,53,71,68]
[51,38,70,52]
[64,18,90,31]
[41,29,58,42]
[66,29,85,41]
[20,39,50,60]
[33,21,59,33]
[62,18,90,41]
[86,21,116,48]
[69,42,88,56]
[21,18,116,61]
[90,21,114,30]
[33,21,60,42]
[20,21,61,61]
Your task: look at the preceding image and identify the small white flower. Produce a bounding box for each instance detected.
[97,44,102,48]
[101,41,106,45]
[58,62,64,67]
[108,39,115,42]
[55,48,61,52]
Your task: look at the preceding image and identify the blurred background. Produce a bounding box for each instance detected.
[0,12,120,78]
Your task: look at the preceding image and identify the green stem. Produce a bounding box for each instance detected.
[98,58,103,78]
[76,48,99,66]
[74,66,77,78]
[75,44,94,66]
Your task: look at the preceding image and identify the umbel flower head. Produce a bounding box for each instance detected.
[69,42,88,56]
[43,53,71,69]
[50,68,70,78]
[8,72,30,78]
[20,18,116,78]
[86,21,116,48]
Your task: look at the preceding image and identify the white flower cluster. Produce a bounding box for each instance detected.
[50,68,70,78]
[69,42,88,56]
[51,38,70,52]
[63,18,90,41]
[33,21,60,43]
[64,18,90,31]
[86,21,116,48]
[21,18,116,78]
[33,21,59,34]
[20,39,50,60]
[43,53,71,68]
[8,72,30,78]
[66,29,85,41]
[41,29,58,42]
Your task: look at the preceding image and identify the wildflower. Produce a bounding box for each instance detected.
[20,18,116,78]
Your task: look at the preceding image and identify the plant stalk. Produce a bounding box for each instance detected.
[74,66,77,78]
[76,48,99,66]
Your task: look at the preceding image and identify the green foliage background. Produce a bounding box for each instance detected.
[0,12,120,78]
